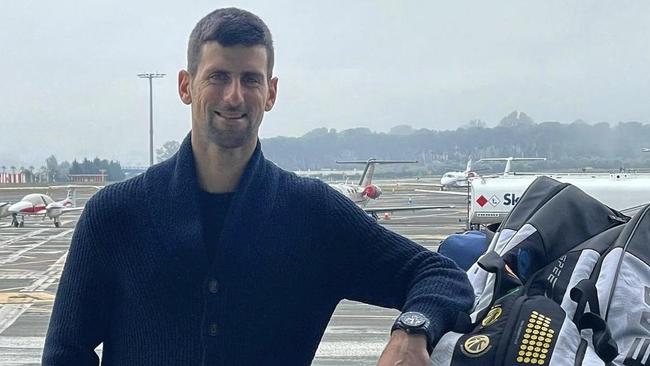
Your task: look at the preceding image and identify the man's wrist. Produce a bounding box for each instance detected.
[388,330,429,353]
[391,312,434,354]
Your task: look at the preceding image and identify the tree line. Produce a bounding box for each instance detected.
[260,111,650,174]
[1,155,125,183]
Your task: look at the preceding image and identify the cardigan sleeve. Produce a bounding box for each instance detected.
[318,183,473,347]
[42,200,111,366]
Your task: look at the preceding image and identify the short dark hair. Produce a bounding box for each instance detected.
[187,8,274,77]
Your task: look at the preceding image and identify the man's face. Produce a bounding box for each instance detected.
[179,42,278,149]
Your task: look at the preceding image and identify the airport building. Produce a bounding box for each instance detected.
[0,172,27,184]
[68,173,108,184]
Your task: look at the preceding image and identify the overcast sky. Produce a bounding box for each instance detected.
[2,1,650,166]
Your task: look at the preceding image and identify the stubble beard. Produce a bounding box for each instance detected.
[206,113,255,149]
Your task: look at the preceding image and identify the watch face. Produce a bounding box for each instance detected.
[401,312,426,327]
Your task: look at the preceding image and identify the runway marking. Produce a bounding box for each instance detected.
[0,259,64,267]
[0,230,72,265]
[0,218,75,231]
[0,252,67,334]
[0,273,40,280]
[0,229,51,248]
[0,292,54,304]
[315,340,385,358]
[0,336,44,349]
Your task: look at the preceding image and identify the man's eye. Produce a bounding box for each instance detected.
[210,73,229,82]
[243,76,261,85]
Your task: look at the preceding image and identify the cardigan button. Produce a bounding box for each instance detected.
[208,279,219,294]
[208,323,218,337]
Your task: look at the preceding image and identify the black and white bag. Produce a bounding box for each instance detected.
[573,204,650,365]
[469,176,627,322]
[432,176,637,366]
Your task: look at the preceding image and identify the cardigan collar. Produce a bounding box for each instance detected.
[145,132,280,270]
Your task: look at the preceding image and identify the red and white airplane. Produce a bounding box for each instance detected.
[1,186,101,228]
[328,158,453,218]
[7,190,82,228]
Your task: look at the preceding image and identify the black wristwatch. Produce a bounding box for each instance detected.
[391,311,433,354]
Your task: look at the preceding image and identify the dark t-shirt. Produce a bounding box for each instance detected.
[198,190,234,263]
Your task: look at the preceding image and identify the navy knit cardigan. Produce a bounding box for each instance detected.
[42,134,473,365]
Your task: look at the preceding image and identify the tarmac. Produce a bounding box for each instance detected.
[0,183,468,365]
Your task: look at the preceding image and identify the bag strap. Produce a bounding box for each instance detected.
[576,312,619,363]
[570,278,601,323]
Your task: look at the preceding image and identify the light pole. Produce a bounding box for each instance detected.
[137,73,165,166]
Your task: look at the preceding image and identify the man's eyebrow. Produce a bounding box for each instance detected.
[206,68,229,75]
[241,71,264,79]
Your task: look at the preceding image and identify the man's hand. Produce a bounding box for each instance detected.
[376,330,430,366]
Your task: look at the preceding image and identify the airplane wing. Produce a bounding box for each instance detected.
[48,185,104,190]
[0,186,50,191]
[61,207,84,213]
[363,205,454,214]
[396,182,443,188]
[414,189,467,196]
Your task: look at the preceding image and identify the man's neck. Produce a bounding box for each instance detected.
[191,133,257,193]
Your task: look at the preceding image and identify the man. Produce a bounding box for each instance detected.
[42,8,473,365]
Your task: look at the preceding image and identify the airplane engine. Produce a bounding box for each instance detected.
[362,184,382,199]
[46,203,63,218]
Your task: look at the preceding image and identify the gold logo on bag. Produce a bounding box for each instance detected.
[481,306,503,327]
[463,335,490,355]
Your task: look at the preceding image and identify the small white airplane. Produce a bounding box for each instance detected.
[642,148,650,152]
[403,156,546,191]
[7,190,81,228]
[440,159,476,189]
[329,158,454,218]
[0,185,101,228]
[395,159,475,191]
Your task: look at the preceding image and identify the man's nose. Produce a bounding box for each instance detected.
[223,80,244,106]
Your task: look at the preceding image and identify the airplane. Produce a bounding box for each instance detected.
[393,159,475,191]
[1,185,101,228]
[328,158,454,219]
[438,156,547,188]
[400,156,546,191]
[439,159,475,189]
[643,148,650,152]
[477,157,546,175]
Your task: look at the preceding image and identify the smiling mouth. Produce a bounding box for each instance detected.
[215,111,246,120]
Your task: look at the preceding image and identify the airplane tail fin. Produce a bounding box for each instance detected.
[65,189,77,207]
[465,159,473,173]
[477,157,546,174]
[336,159,417,186]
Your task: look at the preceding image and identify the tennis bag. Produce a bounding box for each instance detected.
[431,228,624,366]
[432,177,631,365]
[431,264,609,365]
[467,176,568,309]
[571,204,650,366]
[470,177,628,322]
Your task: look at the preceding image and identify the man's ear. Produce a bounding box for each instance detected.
[178,70,192,105]
[265,76,278,111]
